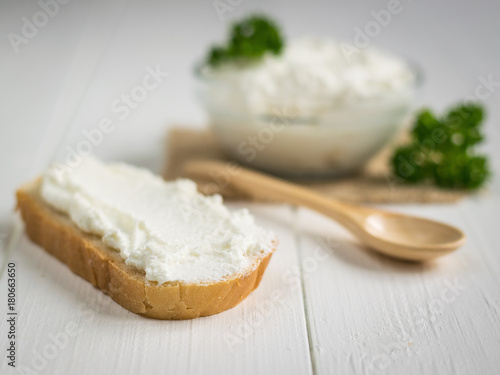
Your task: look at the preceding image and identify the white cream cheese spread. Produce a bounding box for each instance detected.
[199,37,417,176]
[40,157,275,284]
[202,36,415,115]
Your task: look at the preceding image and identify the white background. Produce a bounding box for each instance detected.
[1,1,499,374]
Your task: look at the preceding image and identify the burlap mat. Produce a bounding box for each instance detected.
[163,127,467,204]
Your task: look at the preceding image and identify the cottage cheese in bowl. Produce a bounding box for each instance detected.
[197,37,418,177]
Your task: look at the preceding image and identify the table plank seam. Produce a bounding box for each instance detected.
[291,205,318,375]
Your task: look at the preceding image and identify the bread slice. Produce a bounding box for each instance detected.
[16,179,274,320]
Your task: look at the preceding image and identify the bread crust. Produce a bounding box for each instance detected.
[16,180,274,320]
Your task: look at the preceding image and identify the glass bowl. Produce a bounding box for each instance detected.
[195,62,422,179]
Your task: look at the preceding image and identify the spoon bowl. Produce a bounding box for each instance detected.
[362,213,465,260]
[183,160,466,261]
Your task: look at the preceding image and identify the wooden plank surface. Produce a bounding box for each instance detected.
[296,201,500,374]
[1,205,312,375]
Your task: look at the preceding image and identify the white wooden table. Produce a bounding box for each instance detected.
[1,1,499,374]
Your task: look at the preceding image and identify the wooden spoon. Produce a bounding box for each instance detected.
[183,160,465,261]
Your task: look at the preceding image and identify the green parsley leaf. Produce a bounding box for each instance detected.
[206,15,284,67]
[392,103,490,190]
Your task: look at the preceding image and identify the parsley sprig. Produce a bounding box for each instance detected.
[392,103,490,190]
[207,15,284,67]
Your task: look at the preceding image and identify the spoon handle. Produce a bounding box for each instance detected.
[183,160,368,232]
[183,159,466,261]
